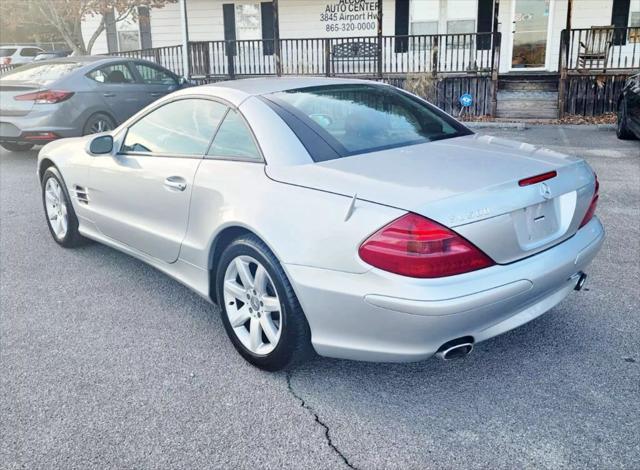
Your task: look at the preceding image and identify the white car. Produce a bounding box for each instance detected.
[36,78,604,371]
[1,45,45,65]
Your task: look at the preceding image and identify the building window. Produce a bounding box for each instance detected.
[630,0,640,43]
[410,0,439,36]
[114,10,140,52]
[117,30,140,51]
[235,3,261,40]
[447,19,475,47]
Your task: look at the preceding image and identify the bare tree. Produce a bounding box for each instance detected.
[0,0,176,54]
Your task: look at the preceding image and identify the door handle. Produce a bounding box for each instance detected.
[164,177,187,191]
[150,92,163,97]
[103,92,116,98]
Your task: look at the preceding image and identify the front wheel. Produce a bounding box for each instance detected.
[41,167,86,248]
[82,113,115,136]
[616,99,636,140]
[216,235,313,371]
[1,142,34,152]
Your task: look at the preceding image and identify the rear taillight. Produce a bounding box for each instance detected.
[579,174,599,228]
[358,213,495,278]
[2,57,11,65]
[14,90,74,104]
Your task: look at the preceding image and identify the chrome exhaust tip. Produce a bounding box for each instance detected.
[574,272,588,291]
[436,337,474,360]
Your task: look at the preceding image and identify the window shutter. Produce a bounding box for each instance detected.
[394,0,409,53]
[105,9,118,53]
[611,0,630,45]
[223,3,236,56]
[477,0,493,50]
[261,2,275,55]
[138,6,152,49]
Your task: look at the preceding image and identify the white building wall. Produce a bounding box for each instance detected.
[82,0,632,74]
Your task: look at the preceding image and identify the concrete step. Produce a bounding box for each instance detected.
[496,90,559,119]
[499,80,558,92]
[497,91,559,101]
[496,109,559,119]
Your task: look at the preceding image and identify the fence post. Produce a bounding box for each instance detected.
[273,0,282,76]
[324,38,331,77]
[558,29,568,119]
[377,0,383,79]
[226,41,236,79]
[431,36,439,78]
[490,32,501,117]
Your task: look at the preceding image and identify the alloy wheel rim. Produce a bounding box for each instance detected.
[223,255,283,355]
[44,178,68,239]
[90,119,111,134]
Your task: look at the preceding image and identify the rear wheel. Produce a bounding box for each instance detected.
[82,113,115,136]
[616,99,636,140]
[41,167,86,248]
[216,235,313,371]
[0,142,34,152]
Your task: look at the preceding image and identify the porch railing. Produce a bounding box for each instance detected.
[560,26,640,72]
[187,32,501,79]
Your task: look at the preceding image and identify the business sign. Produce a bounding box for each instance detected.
[320,0,379,34]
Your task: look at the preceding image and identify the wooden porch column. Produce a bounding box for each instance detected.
[377,0,383,78]
[558,0,573,118]
[179,0,190,78]
[273,0,282,76]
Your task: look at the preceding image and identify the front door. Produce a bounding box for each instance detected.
[87,98,227,263]
[87,62,145,124]
[510,0,552,70]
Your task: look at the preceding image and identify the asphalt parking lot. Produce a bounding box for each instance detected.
[1,125,639,469]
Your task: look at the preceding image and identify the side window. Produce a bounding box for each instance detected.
[21,48,42,57]
[122,99,227,156]
[207,109,261,160]
[87,64,135,84]
[134,63,177,86]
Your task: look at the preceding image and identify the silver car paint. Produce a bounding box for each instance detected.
[37,77,604,362]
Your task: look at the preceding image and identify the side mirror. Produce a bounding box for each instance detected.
[89,135,113,155]
[178,76,190,86]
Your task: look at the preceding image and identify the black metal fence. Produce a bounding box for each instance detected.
[186,32,501,80]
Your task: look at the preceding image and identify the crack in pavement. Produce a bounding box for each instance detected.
[285,371,358,470]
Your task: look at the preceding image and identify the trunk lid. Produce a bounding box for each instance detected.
[0,82,40,116]
[266,134,596,263]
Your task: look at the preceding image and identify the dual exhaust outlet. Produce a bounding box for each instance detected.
[436,271,588,361]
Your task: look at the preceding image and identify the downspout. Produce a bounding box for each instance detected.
[180,0,190,79]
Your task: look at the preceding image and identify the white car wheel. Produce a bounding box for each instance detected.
[223,255,283,355]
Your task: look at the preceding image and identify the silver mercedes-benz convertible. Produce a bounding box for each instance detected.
[37,77,604,371]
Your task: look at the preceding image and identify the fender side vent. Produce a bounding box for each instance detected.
[74,185,89,205]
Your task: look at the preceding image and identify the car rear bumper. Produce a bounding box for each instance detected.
[0,105,83,144]
[285,217,605,362]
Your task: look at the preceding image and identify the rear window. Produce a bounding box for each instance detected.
[263,84,471,161]
[0,48,17,57]
[0,62,84,82]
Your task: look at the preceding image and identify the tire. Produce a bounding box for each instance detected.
[215,234,314,371]
[0,142,34,152]
[616,99,636,140]
[41,166,86,248]
[82,113,116,136]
